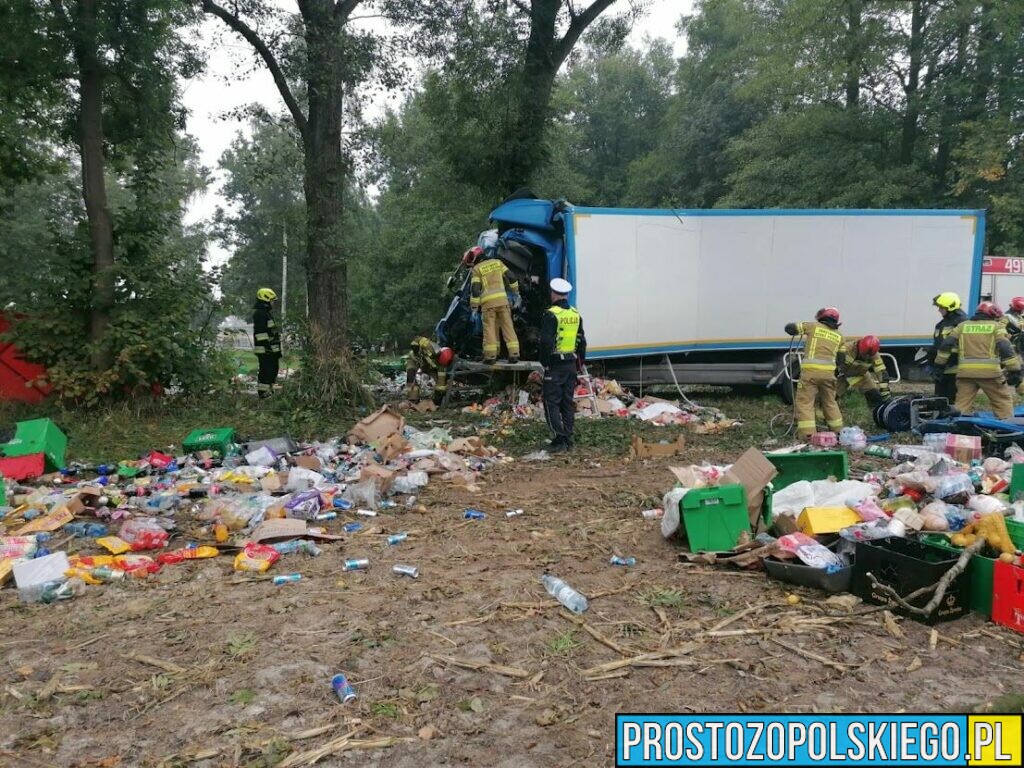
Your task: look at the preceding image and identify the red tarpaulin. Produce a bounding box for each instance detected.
[0,314,51,404]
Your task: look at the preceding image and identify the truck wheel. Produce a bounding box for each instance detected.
[775,356,799,405]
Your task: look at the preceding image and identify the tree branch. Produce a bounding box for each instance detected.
[334,0,363,21]
[553,0,618,68]
[201,0,309,140]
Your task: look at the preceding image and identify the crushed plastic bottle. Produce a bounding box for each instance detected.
[838,426,867,452]
[540,574,588,613]
[272,540,322,557]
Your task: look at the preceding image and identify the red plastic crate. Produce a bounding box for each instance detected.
[0,452,45,481]
[992,560,1024,635]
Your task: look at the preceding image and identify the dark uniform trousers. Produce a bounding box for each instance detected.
[543,361,577,446]
[257,354,280,395]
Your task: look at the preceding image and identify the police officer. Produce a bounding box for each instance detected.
[837,335,892,409]
[539,278,586,453]
[934,302,1021,419]
[785,308,844,440]
[405,336,454,405]
[930,293,968,403]
[252,288,281,398]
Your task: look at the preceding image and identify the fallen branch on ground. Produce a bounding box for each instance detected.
[866,538,983,617]
[434,656,532,679]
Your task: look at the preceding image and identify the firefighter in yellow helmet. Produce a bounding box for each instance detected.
[786,308,844,440]
[930,292,967,403]
[252,288,281,398]
[405,337,454,406]
[934,302,1021,419]
[470,252,521,364]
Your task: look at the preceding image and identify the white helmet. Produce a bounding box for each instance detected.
[550,278,573,295]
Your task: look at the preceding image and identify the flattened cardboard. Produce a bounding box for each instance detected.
[293,455,323,472]
[378,433,410,462]
[15,505,74,535]
[348,406,405,446]
[630,435,686,459]
[668,466,706,488]
[250,518,343,543]
[261,472,285,493]
[359,464,396,493]
[721,448,778,529]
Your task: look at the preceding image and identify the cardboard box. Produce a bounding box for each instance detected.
[293,455,322,472]
[377,433,410,462]
[722,448,778,529]
[630,435,686,459]
[261,472,285,493]
[359,464,396,493]
[348,406,405,446]
[15,505,74,535]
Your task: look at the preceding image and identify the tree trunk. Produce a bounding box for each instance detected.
[934,13,968,191]
[899,0,925,164]
[844,0,862,109]
[70,0,116,371]
[501,0,561,194]
[301,0,349,360]
[966,0,995,121]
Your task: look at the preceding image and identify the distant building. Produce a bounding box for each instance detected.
[218,316,253,350]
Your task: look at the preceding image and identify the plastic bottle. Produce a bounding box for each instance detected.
[540,574,588,613]
[838,426,867,452]
[865,445,891,458]
[272,540,322,557]
[66,522,108,538]
[506,509,524,518]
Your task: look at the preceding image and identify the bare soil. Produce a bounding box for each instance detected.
[3,451,1023,768]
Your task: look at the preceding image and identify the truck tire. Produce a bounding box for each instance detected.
[776,356,799,405]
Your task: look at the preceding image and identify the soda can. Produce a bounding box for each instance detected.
[343,522,363,534]
[386,532,408,546]
[378,500,397,509]
[356,509,377,517]
[333,497,354,510]
[464,509,486,520]
[343,558,369,572]
[506,509,524,518]
[331,673,357,703]
[393,564,419,578]
[273,573,302,585]
[641,508,664,520]
[314,511,337,521]
[609,556,636,567]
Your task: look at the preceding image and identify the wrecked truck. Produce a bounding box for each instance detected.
[437,197,985,401]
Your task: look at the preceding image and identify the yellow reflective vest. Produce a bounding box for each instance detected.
[470,258,519,309]
[936,320,1021,379]
[796,321,842,380]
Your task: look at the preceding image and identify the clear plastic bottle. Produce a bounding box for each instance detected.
[540,574,588,613]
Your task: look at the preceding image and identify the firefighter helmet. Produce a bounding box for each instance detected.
[462,246,484,267]
[932,292,961,312]
[815,307,841,326]
[857,335,881,358]
[976,301,1003,319]
[1010,297,1024,313]
[437,347,454,366]
[256,288,277,302]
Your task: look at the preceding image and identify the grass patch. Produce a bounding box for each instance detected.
[226,633,258,658]
[640,588,685,610]
[371,701,401,718]
[545,630,583,657]
[230,689,256,706]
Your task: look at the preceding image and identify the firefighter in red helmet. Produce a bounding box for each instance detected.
[836,335,892,408]
[405,336,454,405]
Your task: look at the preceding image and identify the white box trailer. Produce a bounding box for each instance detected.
[561,208,985,392]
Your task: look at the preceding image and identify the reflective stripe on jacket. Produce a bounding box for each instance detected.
[936,320,1021,379]
[549,305,582,354]
[797,321,842,380]
[470,258,519,309]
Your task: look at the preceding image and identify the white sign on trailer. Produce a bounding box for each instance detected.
[567,210,983,360]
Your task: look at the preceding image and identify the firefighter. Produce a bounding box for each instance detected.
[930,292,968,403]
[470,252,521,364]
[837,335,892,409]
[934,301,1021,419]
[405,337,454,405]
[252,288,282,399]
[539,278,586,453]
[1004,297,1024,352]
[785,308,844,440]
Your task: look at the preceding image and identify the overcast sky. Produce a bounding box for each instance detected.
[181,0,694,265]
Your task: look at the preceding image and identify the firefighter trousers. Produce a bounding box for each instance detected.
[795,378,843,439]
[256,353,280,398]
[954,377,1014,420]
[482,304,520,362]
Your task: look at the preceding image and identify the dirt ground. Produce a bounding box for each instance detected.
[3,448,1024,768]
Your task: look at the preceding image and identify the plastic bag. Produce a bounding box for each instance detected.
[343,479,380,508]
[118,518,170,551]
[776,533,845,570]
[660,487,688,539]
[286,466,327,491]
[919,501,951,531]
[849,497,887,522]
[391,471,429,494]
[933,473,975,502]
[233,543,281,573]
[967,494,1007,516]
[285,490,323,520]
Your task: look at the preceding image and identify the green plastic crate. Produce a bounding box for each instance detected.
[182,427,236,457]
[765,451,849,491]
[920,534,995,618]
[681,484,751,553]
[1011,465,1024,502]
[0,418,67,471]
[1007,519,1024,551]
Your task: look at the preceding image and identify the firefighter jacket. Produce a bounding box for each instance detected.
[931,308,967,373]
[470,257,519,310]
[252,300,281,356]
[838,340,890,390]
[539,300,586,368]
[787,321,842,381]
[407,336,440,373]
[935,314,1021,379]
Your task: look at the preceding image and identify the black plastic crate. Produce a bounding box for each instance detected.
[850,537,969,624]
